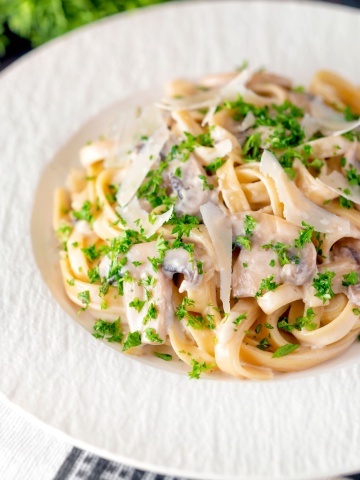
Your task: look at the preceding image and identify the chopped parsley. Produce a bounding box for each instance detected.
[233,313,247,326]
[122,331,142,351]
[188,359,216,379]
[144,328,163,343]
[72,200,94,223]
[339,196,354,209]
[78,290,90,311]
[278,308,317,332]
[255,275,279,298]
[235,215,257,250]
[92,318,123,343]
[235,236,251,250]
[256,338,271,350]
[154,352,172,361]
[342,271,359,287]
[272,343,299,358]
[242,132,262,161]
[346,166,360,186]
[353,308,360,315]
[312,270,336,303]
[262,241,293,266]
[198,175,214,191]
[67,278,75,286]
[81,243,106,262]
[167,213,200,238]
[294,221,314,249]
[205,158,227,174]
[129,297,146,313]
[143,303,157,324]
[87,266,100,284]
[269,259,276,267]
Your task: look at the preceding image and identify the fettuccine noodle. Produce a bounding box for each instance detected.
[54,66,360,380]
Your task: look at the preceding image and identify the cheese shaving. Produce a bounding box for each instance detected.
[260,150,350,234]
[117,196,173,238]
[117,124,169,207]
[200,202,232,312]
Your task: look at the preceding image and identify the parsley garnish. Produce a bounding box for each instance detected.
[272,343,299,358]
[154,352,172,361]
[188,359,216,379]
[278,308,317,332]
[143,303,157,324]
[144,328,163,343]
[198,174,214,191]
[255,275,279,298]
[256,338,271,350]
[312,270,336,303]
[339,196,354,209]
[72,200,94,223]
[262,241,292,266]
[342,271,359,287]
[167,213,200,238]
[87,266,100,284]
[129,297,146,312]
[78,290,90,311]
[92,318,123,343]
[81,243,106,262]
[205,158,227,174]
[294,221,314,249]
[235,215,257,251]
[122,331,142,352]
[233,313,247,326]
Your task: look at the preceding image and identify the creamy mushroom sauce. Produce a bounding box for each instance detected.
[54,67,360,380]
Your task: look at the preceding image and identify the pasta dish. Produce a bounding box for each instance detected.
[53,66,360,380]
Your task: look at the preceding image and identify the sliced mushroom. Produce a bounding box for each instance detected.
[230,212,317,297]
[162,247,202,292]
[123,242,175,343]
[332,238,360,264]
[168,155,216,216]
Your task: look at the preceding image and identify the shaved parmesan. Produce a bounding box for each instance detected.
[260,150,350,234]
[195,139,232,164]
[310,98,360,136]
[201,106,216,127]
[301,113,321,141]
[318,169,360,205]
[234,111,256,132]
[157,69,267,111]
[116,196,173,238]
[105,105,165,168]
[200,202,232,312]
[117,124,169,207]
[80,139,115,167]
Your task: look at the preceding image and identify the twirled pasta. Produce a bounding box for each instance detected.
[54,66,360,380]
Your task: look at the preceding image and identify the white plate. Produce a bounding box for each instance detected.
[1,1,360,479]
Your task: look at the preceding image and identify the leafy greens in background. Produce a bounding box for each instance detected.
[0,0,171,56]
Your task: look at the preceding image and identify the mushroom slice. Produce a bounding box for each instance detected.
[162,248,202,292]
[168,155,216,216]
[230,212,317,297]
[332,238,360,264]
[123,242,175,344]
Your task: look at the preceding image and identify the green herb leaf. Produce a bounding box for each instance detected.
[122,331,142,352]
[272,343,299,358]
[154,352,172,361]
[312,270,336,303]
[342,271,359,287]
[188,359,216,379]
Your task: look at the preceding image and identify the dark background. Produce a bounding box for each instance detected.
[1,0,360,72]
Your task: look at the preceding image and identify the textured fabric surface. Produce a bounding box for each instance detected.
[2,1,360,480]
